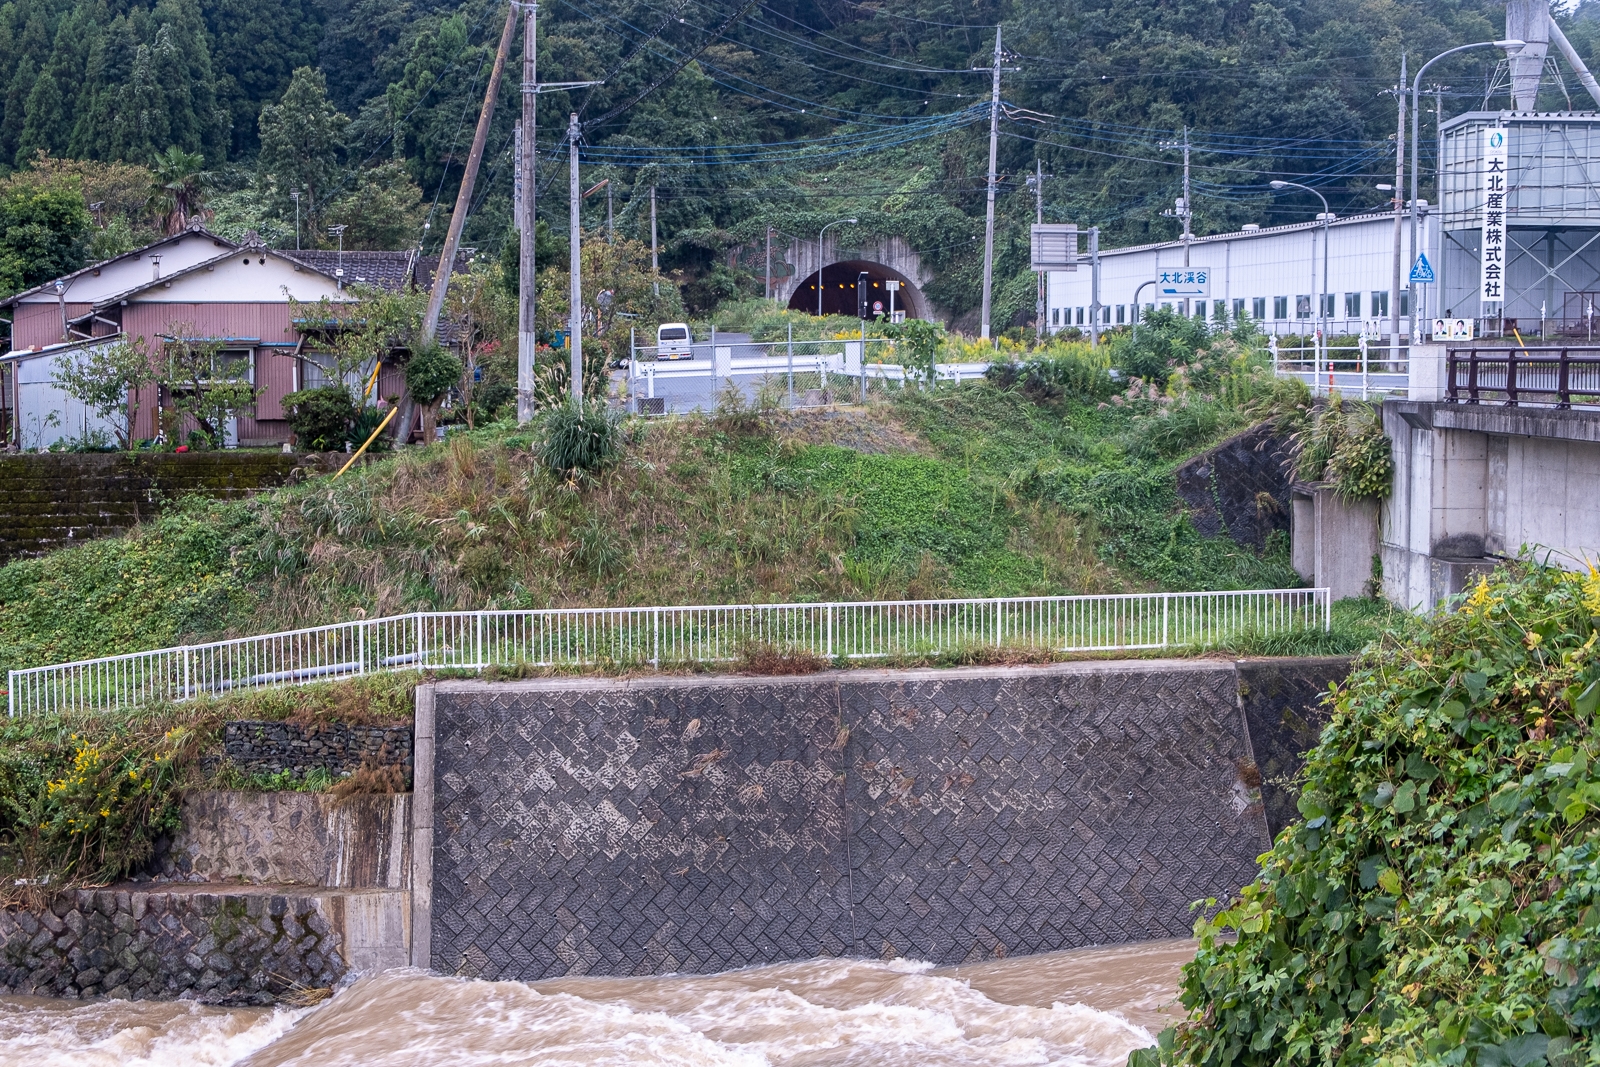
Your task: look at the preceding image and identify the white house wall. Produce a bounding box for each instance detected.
[1046,213,1438,337]
[14,231,234,311]
[10,346,122,451]
[133,252,347,305]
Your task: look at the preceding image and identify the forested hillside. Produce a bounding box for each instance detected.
[3,0,1599,322]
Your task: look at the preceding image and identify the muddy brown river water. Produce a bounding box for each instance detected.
[0,939,1195,1066]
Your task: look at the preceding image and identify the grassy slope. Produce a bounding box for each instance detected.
[2,382,1336,679]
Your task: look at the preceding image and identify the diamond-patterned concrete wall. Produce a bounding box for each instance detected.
[430,661,1288,980]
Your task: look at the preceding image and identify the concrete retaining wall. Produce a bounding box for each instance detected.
[421,658,1350,980]
[0,451,339,564]
[0,792,412,1002]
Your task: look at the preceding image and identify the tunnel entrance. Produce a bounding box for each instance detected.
[787,259,927,319]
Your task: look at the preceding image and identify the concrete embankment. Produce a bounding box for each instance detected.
[0,791,410,1004]
[1,655,1348,1001]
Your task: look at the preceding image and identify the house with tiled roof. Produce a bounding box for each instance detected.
[1,225,469,449]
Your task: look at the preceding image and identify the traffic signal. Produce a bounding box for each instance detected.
[857,272,871,318]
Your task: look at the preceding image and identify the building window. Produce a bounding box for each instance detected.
[1232,298,1245,319]
[1052,307,1060,325]
[1345,292,1361,317]
[1253,297,1267,320]
[1273,296,1288,319]
[1116,304,1125,324]
[1371,291,1389,317]
[1400,292,1411,316]
[1102,306,1110,323]
[1076,307,1084,324]
[1297,295,1312,318]
[1320,293,1336,317]
[1192,300,1206,319]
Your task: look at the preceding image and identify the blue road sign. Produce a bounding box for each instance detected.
[1409,252,1435,284]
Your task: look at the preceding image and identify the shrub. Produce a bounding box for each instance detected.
[282,385,357,451]
[986,352,1114,401]
[1146,561,1600,1067]
[537,398,624,477]
[1294,394,1393,501]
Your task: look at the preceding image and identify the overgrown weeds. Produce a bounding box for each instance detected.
[736,642,828,675]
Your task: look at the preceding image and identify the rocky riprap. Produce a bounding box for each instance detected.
[0,887,344,1004]
[220,720,412,783]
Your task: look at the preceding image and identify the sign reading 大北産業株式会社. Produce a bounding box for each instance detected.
[1481,127,1508,306]
[1157,269,1208,298]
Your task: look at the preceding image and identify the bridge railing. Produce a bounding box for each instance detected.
[6,588,1330,717]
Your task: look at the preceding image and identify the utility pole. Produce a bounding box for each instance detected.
[1030,158,1056,340]
[979,26,1003,341]
[765,225,773,301]
[423,4,518,344]
[1089,226,1101,347]
[516,0,538,424]
[1159,127,1193,311]
[606,181,614,244]
[567,112,582,403]
[1390,54,1406,364]
[650,185,659,297]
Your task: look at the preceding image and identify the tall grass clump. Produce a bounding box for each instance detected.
[537,398,625,478]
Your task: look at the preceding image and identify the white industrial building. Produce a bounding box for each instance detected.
[1045,210,1438,338]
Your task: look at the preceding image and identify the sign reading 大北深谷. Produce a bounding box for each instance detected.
[1157,269,1209,298]
[1481,127,1508,305]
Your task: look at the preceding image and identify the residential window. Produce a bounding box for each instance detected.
[1116,304,1125,324]
[1273,296,1288,319]
[1253,297,1267,320]
[1297,295,1312,318]
[1320,293,1337,317]
[1371,291,1389,317]
[1232,298,1245,319]
[1345,292,1361,317]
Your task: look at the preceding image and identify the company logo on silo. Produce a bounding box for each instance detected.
[1490,131,1505,148]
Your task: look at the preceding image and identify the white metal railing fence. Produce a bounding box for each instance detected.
[6,589,1330,717]
[1270,336,1410,399]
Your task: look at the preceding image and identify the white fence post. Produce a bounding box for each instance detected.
[8,589,1332,714]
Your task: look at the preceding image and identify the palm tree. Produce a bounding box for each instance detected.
[147,147,212,235]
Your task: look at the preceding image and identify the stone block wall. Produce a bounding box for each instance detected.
[425,659,1349,981]
[1174,422,1294,550]
[221,720,413,783]
[0,451,341,563]
[0,886,345,1004]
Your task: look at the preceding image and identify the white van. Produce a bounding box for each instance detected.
[656,322,694,360]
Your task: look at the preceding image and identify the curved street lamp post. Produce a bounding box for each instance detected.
[818,218,858,317]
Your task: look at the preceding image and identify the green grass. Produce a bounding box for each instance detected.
[2,368,1325,680]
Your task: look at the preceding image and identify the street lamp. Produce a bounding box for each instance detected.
[818,218,857,317]
[1409,39,1524,337]
[1270,180,1331,340]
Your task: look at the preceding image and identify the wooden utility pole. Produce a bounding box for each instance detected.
[650,185,659,296]
[394,2,514,444]
[423,4,517,344]
[979,26,1001,341]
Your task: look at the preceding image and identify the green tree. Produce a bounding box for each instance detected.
[325,161,424,251]
[403,339,461,443]
[256,67,348,239]
[145,146,211,235]
[160,325,259,447]
[0,173,91,298]
[50,335,159,449]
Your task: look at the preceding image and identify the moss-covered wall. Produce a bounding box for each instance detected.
[0,452,339,563]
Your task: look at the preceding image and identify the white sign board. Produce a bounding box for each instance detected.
[1030,224,1079,271]
[1157,269,1209,298]
[1432,317,1476,341]
[1481,127,1508,305]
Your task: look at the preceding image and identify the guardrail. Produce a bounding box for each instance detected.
[1445,347,1600,408]
[6,588,1330,716]
[1271,337,1410,399]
